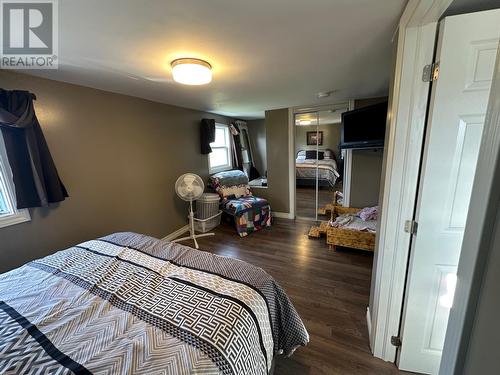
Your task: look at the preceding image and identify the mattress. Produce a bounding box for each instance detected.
[0,232,308,375]
[296,159,339,187]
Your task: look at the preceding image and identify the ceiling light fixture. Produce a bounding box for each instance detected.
[171,58,212,85]
[299,120,311,125]
[317,91,335,99]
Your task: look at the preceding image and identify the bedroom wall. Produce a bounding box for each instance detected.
[348,96,388,208]
[0,71,231,273]
[247,119,267,176]
[264,108,289,213]
[349,149,384,207]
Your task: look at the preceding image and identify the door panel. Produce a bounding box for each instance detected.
[398,9,500,374]
[446,116,484,229]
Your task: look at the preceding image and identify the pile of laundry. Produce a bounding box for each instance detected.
[329,206,378,232]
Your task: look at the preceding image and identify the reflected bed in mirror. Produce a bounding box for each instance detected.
[294,106,348,219]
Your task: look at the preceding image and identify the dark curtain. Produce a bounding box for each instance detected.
[230,123,243,170]
[0,89,68,209]
[200,118,215,154]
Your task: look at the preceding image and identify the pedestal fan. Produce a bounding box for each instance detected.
[172,173,215,249]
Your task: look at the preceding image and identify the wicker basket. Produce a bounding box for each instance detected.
[326,226,376,251]
[326,202,376,252]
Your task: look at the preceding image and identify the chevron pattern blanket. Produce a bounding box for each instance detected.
[0,232,308,374]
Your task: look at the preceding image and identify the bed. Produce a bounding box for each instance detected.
[295,149,340,188]
[0,232,308,375]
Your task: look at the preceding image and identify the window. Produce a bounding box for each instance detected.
[0,136,30,228]
[208,124,233,173]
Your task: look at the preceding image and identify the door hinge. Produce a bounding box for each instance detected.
[391,336,402,347]
[422,62,439,82]
[404,220,418,235]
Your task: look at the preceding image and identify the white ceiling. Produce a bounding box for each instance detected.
[25,0,407,119]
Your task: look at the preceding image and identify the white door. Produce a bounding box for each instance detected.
[397,10,500,374]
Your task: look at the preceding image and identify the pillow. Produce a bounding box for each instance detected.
[305,150,324,160]
[297,150,306,158]
[305,150,316,159]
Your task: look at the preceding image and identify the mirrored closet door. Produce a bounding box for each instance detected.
[294,104,349,220]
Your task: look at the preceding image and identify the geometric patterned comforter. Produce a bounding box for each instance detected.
[296,159,340,187]
[0,232,309,374]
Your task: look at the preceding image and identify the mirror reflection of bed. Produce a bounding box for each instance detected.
[295,107,347,220]
[295,150,342,219]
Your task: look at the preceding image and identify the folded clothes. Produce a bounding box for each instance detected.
[358,206,378,221]
[330,213,354,228]
[329,212,377,233]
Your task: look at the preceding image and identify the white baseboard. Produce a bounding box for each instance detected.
[366,306,373,352]
[162,225,190,241]
[273,211,294,219]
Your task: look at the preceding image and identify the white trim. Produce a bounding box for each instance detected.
[342,149,352,207]
[162,224,190,242]
[208,123,233,174]
[440,43,500,375]
[0,133,31,229]
[292,102,351,114]
[369,0,453,363]
[273,211,294,219]
[366,307,373,346]
[0,210,31,228]
[288,108,295,219]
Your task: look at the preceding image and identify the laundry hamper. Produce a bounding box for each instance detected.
[194,193,222,233]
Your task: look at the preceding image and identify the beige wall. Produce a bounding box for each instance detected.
[0,71,231,273]
[247,119,267,176]
[295,124,342,159]
[348,96,388,208]
[349,149,384,207]
[264,108,289,213]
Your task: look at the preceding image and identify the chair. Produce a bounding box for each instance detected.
[209,170,271,237]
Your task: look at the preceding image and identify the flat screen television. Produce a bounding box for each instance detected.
[340,101,388,149]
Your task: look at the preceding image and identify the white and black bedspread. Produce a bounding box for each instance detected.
[0,232,308,375]
[296,159,339,187]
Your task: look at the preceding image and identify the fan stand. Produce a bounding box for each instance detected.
[172,200,215,249]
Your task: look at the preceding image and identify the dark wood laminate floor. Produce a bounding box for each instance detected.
[296,187,336,218]
[180,219,407,375]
